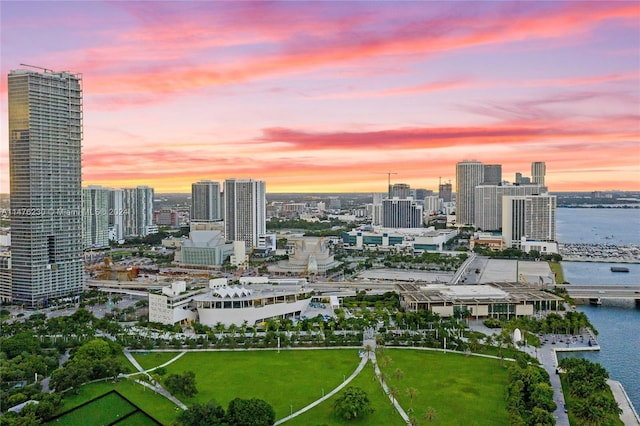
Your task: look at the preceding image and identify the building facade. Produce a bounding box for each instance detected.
[531,161,546,186]
[83,186,110,249]
[382,198,423,228]
[474,184,546,231]
[483,164,502,185]
[224,178,266,249]
[502,194,557,249]
[456,160,484,226]
[438,182,452,202]
[191,180,222,222]
[8,68,84,306]
[122,186,155,238]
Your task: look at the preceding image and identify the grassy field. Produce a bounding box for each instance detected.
[55,379,177,425]
[132,351,181,370]
[162,349,361,421]
[50,391,137,425]
[286,360,405,426]
[378,348,510,425]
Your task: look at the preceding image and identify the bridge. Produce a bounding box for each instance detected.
[562,285,640,306]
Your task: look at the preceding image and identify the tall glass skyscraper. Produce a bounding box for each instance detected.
[8,68,84,307]
[191,180,221,222]
[224,178,266,249]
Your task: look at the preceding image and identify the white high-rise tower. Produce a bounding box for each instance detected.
[456,160,484,226]
[224,179,266,249]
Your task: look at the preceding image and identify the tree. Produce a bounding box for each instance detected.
[165,371,198,397]
[178,400,225,426]
[406,387,418,407]
[393,368,404,380]
[388,386,400,404]
[529,406,555,425]
[333,386,374,421]
[226,398,275,426]
[423,406,437,423]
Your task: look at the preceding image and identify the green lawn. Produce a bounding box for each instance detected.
[548,261,565,284]
[132,351,181,370]
[55,379,177,425]
[50,391,136,425]
[287,360,405,426]
[162,349,361,421]
[378,348,510,426]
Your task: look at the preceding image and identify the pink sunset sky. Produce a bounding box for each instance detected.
[1,1,639,193]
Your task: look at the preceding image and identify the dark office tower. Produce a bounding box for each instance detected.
[531,161,546,186]
[438,183,452,202]
[483,164,502,185]
[382,198,423,228]
[456,160,484,226]
[390,183,411,199]
[191,180,221,222]
[8,68,84,307]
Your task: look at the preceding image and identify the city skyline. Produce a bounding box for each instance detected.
[1,1,639,193]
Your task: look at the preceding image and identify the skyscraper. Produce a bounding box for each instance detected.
[483,164,502,185]
[122,186,154,238]
[438,182,452,202]
[502,194,556,248]
[83,186,110,249]
[8,68,84,306]
[456,160,484,226]
[382,198,423,228]
[224,178,266,249]
[531,161,546,186]
[390,183,411,199]
[191,180,221,222]
[474,183,546,231]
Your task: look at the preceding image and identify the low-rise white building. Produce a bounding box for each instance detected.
[148,281,200,325]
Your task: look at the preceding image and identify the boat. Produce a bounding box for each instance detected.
[610,266,629,273]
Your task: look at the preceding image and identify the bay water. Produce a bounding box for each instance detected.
[556,207,640,411]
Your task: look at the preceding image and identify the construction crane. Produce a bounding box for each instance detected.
[377,171,397,198]
[19,63,54,73]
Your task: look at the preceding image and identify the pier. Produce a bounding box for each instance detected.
[562,285,640,307]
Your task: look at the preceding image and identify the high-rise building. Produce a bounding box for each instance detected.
[382,198,424,228]
[390,183,411,199]
[456,160,484,226]
[438,182,452,202]
[8,68,84,306]
[224,178,266,249]
[531,162,546,186]
[191,180,222,222]
[108,189,124,242]
[502,194,556,248]
[122,186,155,238]
[474,184,547,231]
[483,164,502,185]
[83,186,110,249]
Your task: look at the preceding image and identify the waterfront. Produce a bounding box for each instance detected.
[557,208,640,412]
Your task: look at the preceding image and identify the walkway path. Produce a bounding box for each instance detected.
[608,379,640,425]
[273,352,369,425]
[122,349,188,410]
[370,351,411,425]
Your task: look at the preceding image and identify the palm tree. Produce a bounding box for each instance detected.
[423,407,437,423]
[406,387,418,407]
[381,356,392,369]
[389,386,399,405]
[394,368,404,380]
